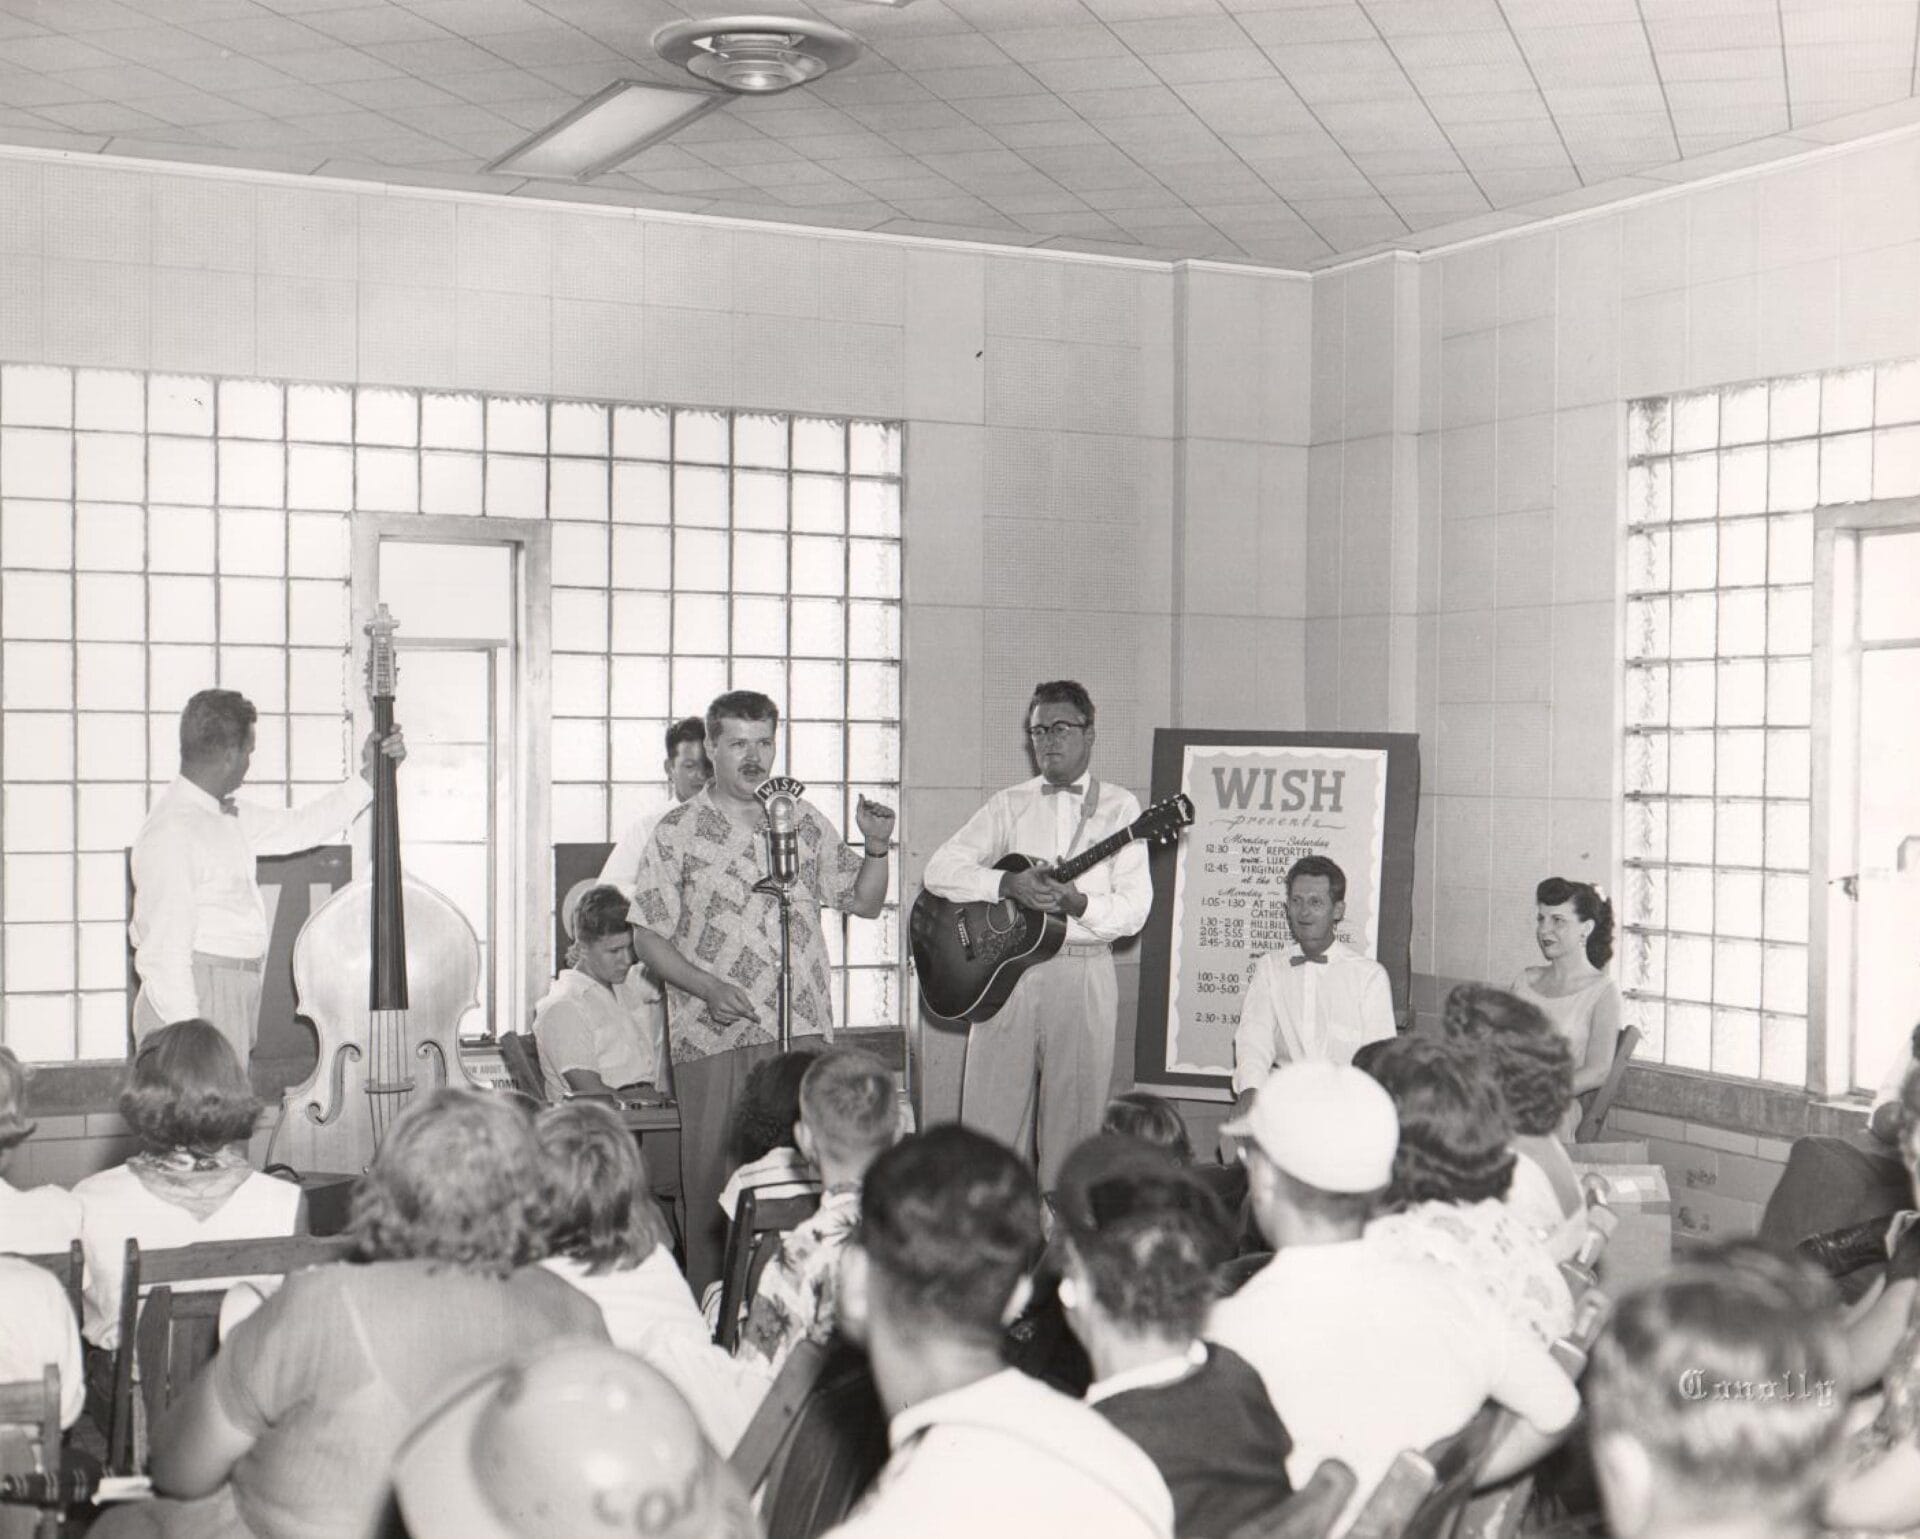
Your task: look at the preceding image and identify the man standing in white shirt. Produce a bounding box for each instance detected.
[826,1124,1174,1539]
[1231,855,1395,1113]
[923,681,1151,1186]
[598,717,711,895]
[1208,1063,1578,1522]
[129,688,403,1064]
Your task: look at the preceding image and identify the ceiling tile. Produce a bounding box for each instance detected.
[1232,8,1375,48]
[1023,54,1162,92]
[1146,48,1277,85]
[995,25,1129,63]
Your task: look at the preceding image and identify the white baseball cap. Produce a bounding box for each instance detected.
[1222,1061,1399,1194]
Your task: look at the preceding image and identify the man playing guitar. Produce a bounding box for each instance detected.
[923,681,1152,1185]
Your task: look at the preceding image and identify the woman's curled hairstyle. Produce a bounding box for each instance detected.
[1536,876,1614,968]
[1364,1035,1517,1208]
[1441,984,1574,1138]
[348,1089,550,1276]
[120,1019,262,1154]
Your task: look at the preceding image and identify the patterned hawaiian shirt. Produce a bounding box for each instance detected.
[629,785,865,1064]
[734,1185,862,1378]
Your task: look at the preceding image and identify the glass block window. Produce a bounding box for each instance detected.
[1,365,354,1062]
[1623,362,1920,1086]
[550,407,905,1034]
[0,364,905,1060]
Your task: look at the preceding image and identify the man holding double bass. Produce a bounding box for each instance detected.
[924,680,1152,1185]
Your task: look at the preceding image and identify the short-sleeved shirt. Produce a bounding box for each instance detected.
[531,967,661,1099]
[736,1185,861,1378]
[629,786,865,1064]
[210,1259,606,1539]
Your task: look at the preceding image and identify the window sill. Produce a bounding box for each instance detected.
[17,1060,129,1118]
[1615,1063,1870,1142]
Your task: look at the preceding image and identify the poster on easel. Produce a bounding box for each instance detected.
[1134,730,1420,1092]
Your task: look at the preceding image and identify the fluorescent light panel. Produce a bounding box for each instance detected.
[487,79,723,180]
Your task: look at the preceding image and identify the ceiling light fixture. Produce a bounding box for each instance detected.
[653,15,862,96]
[485,79,723,180]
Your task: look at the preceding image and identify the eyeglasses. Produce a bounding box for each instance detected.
[1027,720,1089,743]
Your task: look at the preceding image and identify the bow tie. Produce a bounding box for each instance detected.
[1041,782,1086,797]
[219,798,240,818]
[1290,953,1328,967]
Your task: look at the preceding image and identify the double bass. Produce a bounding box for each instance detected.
[269,605,483,1172]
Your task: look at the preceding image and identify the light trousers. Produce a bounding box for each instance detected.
[132,953,263,1066]
[960,948,1118,1187]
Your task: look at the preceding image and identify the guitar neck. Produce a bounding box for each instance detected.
[1053,825,1135,884]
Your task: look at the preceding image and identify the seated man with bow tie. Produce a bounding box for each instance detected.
[923,681,1151,1186]
[1230,856,1394,1119]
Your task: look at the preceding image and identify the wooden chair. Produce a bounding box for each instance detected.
[108,1233,355,1473]
[732,1340,887,1539]
[0,1366,66,1539]
[714,1188,820,1353]
[16,1245,83,1334]
[1227,1458,1359,1539]
[496,1031,549,1105]
[1346,1450,1438,1539]
[1575,1025,1643,1143]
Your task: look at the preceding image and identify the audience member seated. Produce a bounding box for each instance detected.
[0,1253,84,1427]
[1588,1248,1848,1539]
[92,1089,606,1539]
[705,1048,823,1331]
[535,1100,768,1452]
[1760,1024,1917,1285]
[73,1020,303,1351]
[1362,1035,1575,1346]
[532,882,667,1104]
[392,1341,761,1539]
[1440,984,1587,1253]
[1207,1062,1579,1524]
[0,1044,82,1254]
[716,1049,824,1222]
[1052,1136,1293,1538]
[736,1049,897,1378]
[1511,876,1624,1104]
[822,1125,1175,1539]
[1101,1092,1195,1164]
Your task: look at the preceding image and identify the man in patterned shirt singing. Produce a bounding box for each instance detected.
[630,690,895,1291]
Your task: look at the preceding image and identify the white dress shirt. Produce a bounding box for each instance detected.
[1231,940,1395,1093]
[1208,1242,1577,1527]
[823,1367,1174,1539]
[531,967,663,1098]
[598,788,677,896]
[129,774,374,1025]
[922,776,1151,946]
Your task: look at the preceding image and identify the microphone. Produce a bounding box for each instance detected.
[756,776,807,887]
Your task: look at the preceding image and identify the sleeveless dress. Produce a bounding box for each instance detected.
[1511,971,1622,1073]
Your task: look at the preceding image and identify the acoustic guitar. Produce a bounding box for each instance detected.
[910,793,1194,1023]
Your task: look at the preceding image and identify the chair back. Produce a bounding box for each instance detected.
[16,1244,83,1333]
[1574,1025,1642,1143]
[497,1032,549,1105]
[1346,1449,1438,1539]
[109,1234,355,1473]
[0,1365,64,1539]
[1392,1404,1502,1539]
[757,1342,889,1539]
[1227,1458,1359,1539]
[1214,1250,1274,1297]
[715,1188,820,1352]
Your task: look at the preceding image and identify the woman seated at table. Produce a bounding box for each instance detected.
[97,1089,605,1539]
[1511,876,1624,1106]
[73,1020,302,1352]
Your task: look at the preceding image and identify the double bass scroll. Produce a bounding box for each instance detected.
[268,604,484,1174]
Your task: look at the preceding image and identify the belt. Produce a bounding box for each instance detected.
[1060,943,1111,957]
[193,951,264,974]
